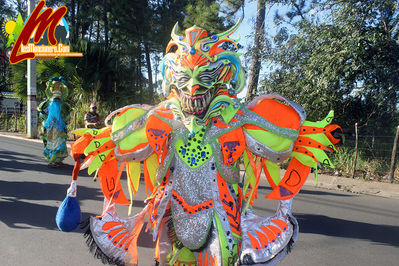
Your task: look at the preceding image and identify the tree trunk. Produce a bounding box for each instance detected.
[103,0,109,47]
[96,20,100,43]
[138,57,143,103]
[88,22,93,41]
[71,0,76,43]
[75,1,80,42]
[144,42,154,104]
[246,0,265,101]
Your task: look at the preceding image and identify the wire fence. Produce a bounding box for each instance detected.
[0,107,27,132]
[326,124,399,181]
[1,110,398,180]
[0,107,78,140]
[344,134,395,161]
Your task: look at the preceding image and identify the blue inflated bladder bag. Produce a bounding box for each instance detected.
[56,196,81,232]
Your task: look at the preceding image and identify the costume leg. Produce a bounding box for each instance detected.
[239,199,298,265]
[190,216,240,266]
[155,217,173,265]
[192,223,223,266]
[83,206,148,265]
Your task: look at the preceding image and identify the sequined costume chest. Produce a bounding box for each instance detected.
[154,118,241,250]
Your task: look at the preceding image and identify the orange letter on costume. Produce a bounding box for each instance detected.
[9,0,67,64]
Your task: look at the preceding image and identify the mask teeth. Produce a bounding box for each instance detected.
[200,98,204,109]
[180,90,213,114]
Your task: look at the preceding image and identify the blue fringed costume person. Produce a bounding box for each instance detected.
[38,77,71,167]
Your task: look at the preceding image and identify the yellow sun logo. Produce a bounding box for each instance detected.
[2,17,17,38]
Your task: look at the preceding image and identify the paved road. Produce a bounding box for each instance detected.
[0,135,398,265]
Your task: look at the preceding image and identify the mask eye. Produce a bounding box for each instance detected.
[175,73,191,87]
[198,64,223,85]
[198,72,214,84]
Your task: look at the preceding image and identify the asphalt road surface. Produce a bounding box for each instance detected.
[0,135,398,265]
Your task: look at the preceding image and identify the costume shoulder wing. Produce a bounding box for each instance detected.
[265,109,341,200]
[243,94,305,162]
[71,104,172,206]
[241,94,341,206]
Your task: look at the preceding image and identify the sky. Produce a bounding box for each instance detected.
[231,1,256,98]
[230,1,293,98]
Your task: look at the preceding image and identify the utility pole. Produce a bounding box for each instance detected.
[27,0,37,138]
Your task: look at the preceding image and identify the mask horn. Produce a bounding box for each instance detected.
[171,22,183,42]
[216,18,242,40]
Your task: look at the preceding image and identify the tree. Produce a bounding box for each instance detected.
[9,0,246,110]
[260,0,399,133]
[0,0,14,95]
[246,0,266,101]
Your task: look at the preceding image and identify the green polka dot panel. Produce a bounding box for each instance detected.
[175,128,212,168]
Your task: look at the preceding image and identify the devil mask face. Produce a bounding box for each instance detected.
[162,20,245,118]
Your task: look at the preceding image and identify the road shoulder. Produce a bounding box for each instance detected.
[305,172,399,200]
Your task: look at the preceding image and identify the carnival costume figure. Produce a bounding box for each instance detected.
[38,77,71,166]
[58,20,341,265]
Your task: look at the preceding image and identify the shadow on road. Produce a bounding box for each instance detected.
[0,197,98,231]
[137,222,156,248]
[258,185,354,197]
[297,188,354,197]
[0,180,102,202]
[0,148,150,235]
[0,148,103,230]
[0,149,90,178]
[296,214,399,247]
[0,180,146,232]
[0,150,42,161]
[0,178,103,230]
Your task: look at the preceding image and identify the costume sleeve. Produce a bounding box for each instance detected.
[265,110,341,201]
[241,95,341,206]
[70,105,172,207]
[37,100,50,121]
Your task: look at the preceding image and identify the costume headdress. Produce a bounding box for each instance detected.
[162,19,245,98]
[45,76,68,100]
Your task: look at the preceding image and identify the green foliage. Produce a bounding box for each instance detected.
[0,112,28,133]
[184,0,228,33]
[8,0,240,112]
[328,146,391,180]
[10,61,28,100]
[0,0,14,95]
[260,0,399,134]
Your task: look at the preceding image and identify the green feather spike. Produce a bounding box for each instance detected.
[88,150,112,175]
[303,110,334,128]
[307,147,335,169]
[292,151,317,168]
[242,151,255,195]
[220,103,238,124]
[72,128,91,136]
[265,160,281,185]
[84,137,110,154]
